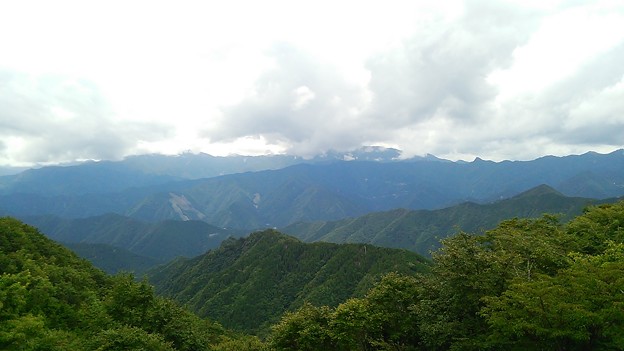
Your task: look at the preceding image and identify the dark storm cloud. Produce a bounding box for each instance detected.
[0,69,171,164]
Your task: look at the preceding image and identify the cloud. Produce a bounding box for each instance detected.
[366,0,539,126]
[207,43,373,156]
[212,0,546,158]
[0,69,172,165]
[211,0,624,161]
[2,1,623,165]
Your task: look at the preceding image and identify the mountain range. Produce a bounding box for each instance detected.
[282,184,614,257]
[12,184,614,276]
[1,149,623,231]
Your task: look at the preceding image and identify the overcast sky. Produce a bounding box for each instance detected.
[1,0,623,166]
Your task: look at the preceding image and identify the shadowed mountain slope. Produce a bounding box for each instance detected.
[149,229,429,334]
[22,213,242,261]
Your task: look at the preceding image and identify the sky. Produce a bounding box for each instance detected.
[1,0,623,166]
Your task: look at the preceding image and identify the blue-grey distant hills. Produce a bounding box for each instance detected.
[0,146,403,195]
[1,149,623,229]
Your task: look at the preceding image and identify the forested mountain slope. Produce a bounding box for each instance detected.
[266,201,624,350]
[149,229,429,334]
[128,150,624,228]
[0,217,242,350]
[283,184,615,256]
[21,213,242,261]
[62,242,164,275]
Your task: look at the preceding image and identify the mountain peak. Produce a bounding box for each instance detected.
[513,184,563,199]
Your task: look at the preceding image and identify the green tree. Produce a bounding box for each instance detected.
[90,326,174,351]
[331,297,377,350]
[365,273,422,350]
[482,242,624,350]
[417,216,570,350]
[566,202,624,255]
[269,302,335,351]
[104,274,155,326]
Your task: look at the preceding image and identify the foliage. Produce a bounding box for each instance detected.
[5,197,624,350]
[149,229,429,334]
[269,303,334,351]
[268,201,624,350]
[0,217,231,350]
[565,201,624,254]
[482,242,624,350]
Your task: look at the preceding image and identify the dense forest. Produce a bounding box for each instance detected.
[2,200,623,350]
[149,230,429,334]
[0,217,258,350]
[267,202,624,350]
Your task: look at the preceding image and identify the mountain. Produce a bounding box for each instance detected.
[0,146,406,196]
[265,201,624,350]
[148,229,429,334]
[2,149,623,230]
[0,161,179,196]
[0,217,229,350]
[126,150,624,229]
[121,146,405,179]
[62,241,164,275]
[21,213,243,261]
[282,185,615,257]
[0,165,28,176]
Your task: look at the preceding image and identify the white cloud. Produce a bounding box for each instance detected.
[0,0,623,165]
[291,86,316,111]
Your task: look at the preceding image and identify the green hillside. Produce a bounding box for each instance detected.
[3,200,623,350]
[283,185,614,256]
[266,201,624,350]
[0,217,243,350]
[149,229,429,334]
[22,213,242,261]
[62,242,164,275]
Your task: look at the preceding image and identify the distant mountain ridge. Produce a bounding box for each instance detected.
[0,146,406,195]
[1,149,623,230]
[282,184,616,257]
[121,149,624,228]
[148,229,429,334]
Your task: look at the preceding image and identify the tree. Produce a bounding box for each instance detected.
[482,242,624,350]
[417,216,570,350]
[90,326,174,351]
[364,273,422,350]
[269,302,334,351]
[566,202,624,255]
